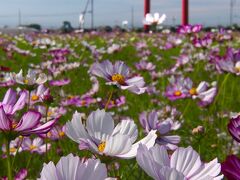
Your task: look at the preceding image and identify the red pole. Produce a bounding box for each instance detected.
[182,0,189,25]
[144,0,150,31]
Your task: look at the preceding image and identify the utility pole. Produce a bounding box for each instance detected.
[18,9,22,26]
[172,16,176,26]
[230,0,235,26]
[131,6,134,30]
[91,0,94,29]
[144,0,150,32]
[182,0,189,25]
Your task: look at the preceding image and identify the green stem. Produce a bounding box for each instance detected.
[104,89,113,110]
[5,139,13,180]
[26,153,33,169]
[27,90,31,111]
[11,136,24,167]
[210,73,230,112]
[182,100,191,118]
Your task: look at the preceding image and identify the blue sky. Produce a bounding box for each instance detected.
[0,0,239,28]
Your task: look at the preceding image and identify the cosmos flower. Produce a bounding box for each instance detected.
[37,106,66,120]
[32,38,56,49]
[0,105,58,136]
[135,60,156,71]
[186,80,218,107]
[136,144,223,180]
[49,78,70,86]
[22,137,50,154]
[221,155,240,180]
[107,44,121,54]
[61,96,98,107]
[165,76,189,101]
[139,110,181,150]
[2,137,23,156]
[102,96,126,109]
[65,109,157,159]
[29,85,50,105]
[0,72,15,87]
[90,60,146,94]
[49,48,70,64]
[177,24,202,34]
[11,69,47,86]
[0,88,27,115]
[143,13,166,25]
[45,125,66,140]
[1,168,28,180]
[15,169,28,180]
[38,154,109,180]
[192,34,212,48]
[192,82,218,107]
[228,115,240,142]
[214,48,240,75]
[216,28,232,42]
[165,77,217,106]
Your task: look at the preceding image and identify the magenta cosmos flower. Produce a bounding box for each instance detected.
[29,85,50,105]
[0,105,58,136]
[38,154,110,180]
[165,76,189,101]
[213,48,240,75]
[0,88,27,115]
[177,24,202,34]
[135,60,156,71]
[22,137,50,154]
[139,110,181,150]
[49,78,71,86]
[228,115,240,142]
[90,60,146,94]
[221,155,240,180]
[137,144,223,180]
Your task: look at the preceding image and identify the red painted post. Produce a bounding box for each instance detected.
[182,0,189,25]
[144,0,150,31]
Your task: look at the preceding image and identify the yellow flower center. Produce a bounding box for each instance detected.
[31,95,39,101]
[235,67,240,72]
[98,142,106,153]
[24,79,29,84]
[68,95,74,99]
[81,100,86,106]
[59,131,65,137]
[111,74,125,85]
[30,145,37,150]
[11,122,18,129]
[189,88,197,95]
[10,147,17,153]
[47,132,52,138]
[47,111,53,117]
[174,90,182,96]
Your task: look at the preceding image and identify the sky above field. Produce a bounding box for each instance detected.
[0,0,239,28]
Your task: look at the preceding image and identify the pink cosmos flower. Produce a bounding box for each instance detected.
[0,105,58,136]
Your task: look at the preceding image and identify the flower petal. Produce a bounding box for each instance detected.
[117,130,157,159]
[15,111,41,132]
[0,106,11,131]
[112,120,138,143]
[86,109,114,137]
[170,146,202,178]
[65,111,90,143]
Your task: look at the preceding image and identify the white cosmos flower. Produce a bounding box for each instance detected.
[137,144,223,180]
[11,69,47,86]
[38,154,110,180]
[65,109,157,159]
[143,13,166,25]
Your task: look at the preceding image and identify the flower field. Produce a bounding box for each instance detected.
[0,26,239,179]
